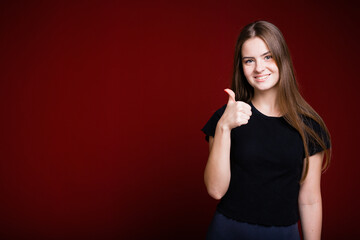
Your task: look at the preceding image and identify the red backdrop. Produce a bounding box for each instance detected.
[0,0,358,239]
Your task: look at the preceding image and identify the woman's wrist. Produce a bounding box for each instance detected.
[216,120,231,133]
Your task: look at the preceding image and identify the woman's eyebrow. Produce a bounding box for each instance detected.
[261,51,271,56]
[242,51,271,59]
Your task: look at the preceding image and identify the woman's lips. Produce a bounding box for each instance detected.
[254,74,270,82]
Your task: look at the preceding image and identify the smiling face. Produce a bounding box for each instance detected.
[241,37,280,94]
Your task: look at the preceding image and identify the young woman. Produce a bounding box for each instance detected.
[202,21,331,240]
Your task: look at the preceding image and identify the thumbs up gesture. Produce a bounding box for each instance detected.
[219,89,252,130]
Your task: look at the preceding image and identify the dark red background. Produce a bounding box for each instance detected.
[0,0,358,239]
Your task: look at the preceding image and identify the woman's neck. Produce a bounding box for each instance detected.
[252,90,281,117]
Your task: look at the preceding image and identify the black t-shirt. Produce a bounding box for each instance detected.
[201,102,330,226]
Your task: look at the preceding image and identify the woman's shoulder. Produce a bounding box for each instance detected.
[205,104,227,119]
[301,115,324,132]
[301,114,331,148]
[214,104,227,116]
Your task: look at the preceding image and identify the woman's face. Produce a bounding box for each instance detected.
[241,37,279,94]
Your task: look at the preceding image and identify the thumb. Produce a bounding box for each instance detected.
[224,88,236,103]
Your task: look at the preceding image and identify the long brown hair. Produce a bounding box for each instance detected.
[231,20,331,182]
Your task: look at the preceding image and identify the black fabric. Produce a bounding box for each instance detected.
[206,210,300,240]
[201,102,330,226]
[302,116,331,156]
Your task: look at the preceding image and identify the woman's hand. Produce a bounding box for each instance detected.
[204,89,252,199]
[218,89,252,130]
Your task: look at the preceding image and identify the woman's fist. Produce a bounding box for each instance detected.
[218,89,252,130]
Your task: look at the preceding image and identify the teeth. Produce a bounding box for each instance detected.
[256,74,270,80]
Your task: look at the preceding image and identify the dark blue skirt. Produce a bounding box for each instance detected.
[206,210,300,240]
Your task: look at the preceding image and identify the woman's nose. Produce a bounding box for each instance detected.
[255,61,265,72]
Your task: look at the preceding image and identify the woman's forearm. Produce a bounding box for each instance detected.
[299,199,322,240]
[204,122,231,200]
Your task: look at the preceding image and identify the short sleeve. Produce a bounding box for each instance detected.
[201,105,226,142]
[304,117,331,156]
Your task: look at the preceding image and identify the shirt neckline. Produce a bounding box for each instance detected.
[249,101,283,119]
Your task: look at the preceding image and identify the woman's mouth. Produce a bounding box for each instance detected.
[254,74,270,82]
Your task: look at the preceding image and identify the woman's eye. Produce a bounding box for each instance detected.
[244,59,254,64]
[265,55,273,60]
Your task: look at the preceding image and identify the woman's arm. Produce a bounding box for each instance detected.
[204,126,231,200]
[298,152,324,240]
[204,89,251,200]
